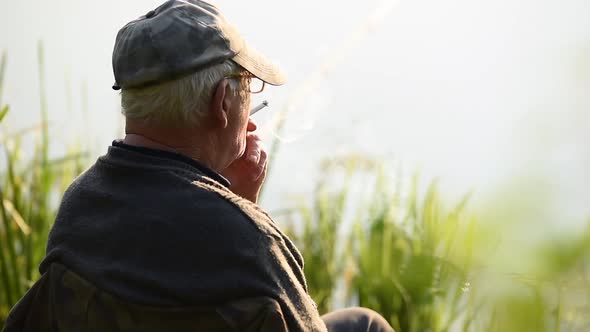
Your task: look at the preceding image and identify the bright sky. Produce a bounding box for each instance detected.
[1,0,589,226]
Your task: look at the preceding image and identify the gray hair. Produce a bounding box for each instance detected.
[120,60,247,126]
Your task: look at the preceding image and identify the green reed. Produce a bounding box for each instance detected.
[0,45,87,327]
[282,156,590,332]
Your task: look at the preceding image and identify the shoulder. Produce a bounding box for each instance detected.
[189,177,283,240]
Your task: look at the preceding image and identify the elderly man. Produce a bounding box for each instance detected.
[3,1,393,331]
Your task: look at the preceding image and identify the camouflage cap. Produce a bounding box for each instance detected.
[112,0,286,90]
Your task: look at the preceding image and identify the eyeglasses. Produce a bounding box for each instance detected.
[225,74,265,94]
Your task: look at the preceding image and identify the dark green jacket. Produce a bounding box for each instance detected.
[4,263,288,331]
[4,142,326,331]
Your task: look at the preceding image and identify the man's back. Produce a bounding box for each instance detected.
[39,141,326,331]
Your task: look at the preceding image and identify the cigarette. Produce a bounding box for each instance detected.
[250,100,269,115]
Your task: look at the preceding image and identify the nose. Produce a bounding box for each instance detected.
[247,118,257,132]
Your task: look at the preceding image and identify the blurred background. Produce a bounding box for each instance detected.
[1,0,589,331]
[2,0,589,218]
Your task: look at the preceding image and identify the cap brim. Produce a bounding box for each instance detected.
[232,43,286,86]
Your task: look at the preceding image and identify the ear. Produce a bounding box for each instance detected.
[210,78,233,129]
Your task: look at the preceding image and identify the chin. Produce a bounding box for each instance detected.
[229,148,244,164]
[237,140,247,158]
[237,149,246,160]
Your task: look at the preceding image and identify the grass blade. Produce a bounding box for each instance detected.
[0,190,18,303]
[0,105,8,123]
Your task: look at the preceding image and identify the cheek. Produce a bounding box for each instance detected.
[236,125,248,154]
[230,97,250,156]
[235,135,247,158]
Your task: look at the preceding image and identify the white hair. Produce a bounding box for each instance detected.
[120,60,247,126]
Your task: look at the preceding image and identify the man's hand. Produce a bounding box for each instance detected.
[220,134,268,203]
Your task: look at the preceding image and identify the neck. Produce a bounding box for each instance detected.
[123,123,224,171]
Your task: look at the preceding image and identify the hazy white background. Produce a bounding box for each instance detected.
[1,0,589,227]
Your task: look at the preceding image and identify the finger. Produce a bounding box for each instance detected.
[246,144,261,164]
[252,150,268,181]
[246,133,261,142]
[245,134,262,164]
[258,149,267,168]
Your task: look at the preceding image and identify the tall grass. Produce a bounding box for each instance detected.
[0,46,87,327]
[282,156,590,331]
[280,157,376,313]
[282,157,477,330]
